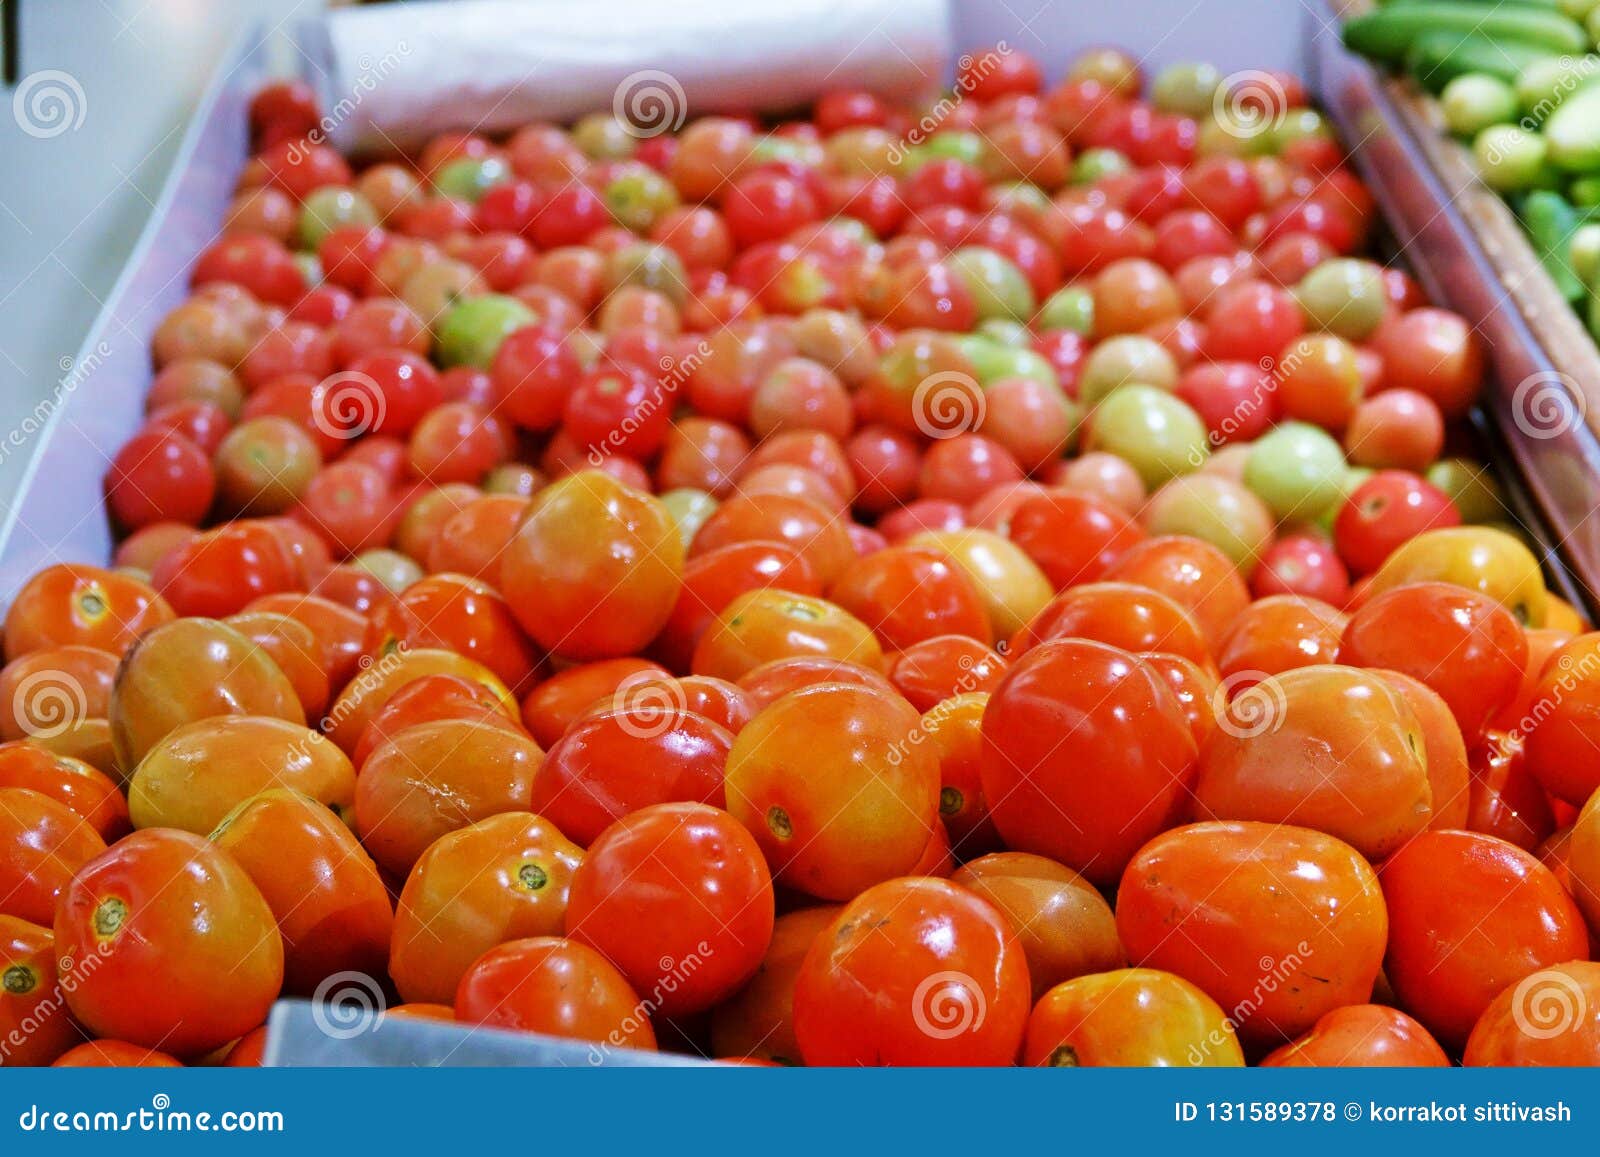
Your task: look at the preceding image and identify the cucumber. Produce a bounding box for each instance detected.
[1545,81,1600,170]
[1569,174,1600,205]
[1344,4,1588,66]
[1383,0,1563,8]
[1404,32,1555,92]
[1521,190,1587,300]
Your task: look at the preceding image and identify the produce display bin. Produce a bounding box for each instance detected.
[3,0,1597,1066]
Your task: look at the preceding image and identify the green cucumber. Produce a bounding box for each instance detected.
[1404,32,1555,92]
[1545,82,1600,170]
[1381,0,1563,8]
[1521,190,1587,300]
[1344,4,1588,66]
[1569,174,1600,205]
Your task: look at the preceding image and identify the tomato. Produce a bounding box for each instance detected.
[981,639,1197,886]
[1374,669,1471,830]
[1117,821,1388,1047]
[3,564,174,662]
[692,589,882,682]
[827,545,992,650]
[1333,470,1460,575]
[356,718,544,877]
[455,937,656,1051]
[727,682,937,899]
[1464,960,1600,1065]
[105,428,216,529]
[1468,730,1555,852]
[0,915,79,1066]
[951,851,1122,1000]
[371,573,539,693]
[1261,1004,1449,1067]
[391,812,582,1005]
[1567,789,1600,935]
[502,471,684,660]
[0,743,128,839]
[354,673,521,769]
[1214,594,1345,683]
[519,658,670,748]
[531,704,732,845]
[1024,968,1243,1067]
[1340,581,1527,744]
[245,592,375,689]
[692,492,855,587]
[1196,665,1430,861]
[54,829,281,1055]
[130,715,354,834]
[794,877,1030,1066]
[1007,490,1145,589]
[1380,830,1587,1048]
[1365,526,1547,628]
[0,788,108,926]
[53,1041,183,1068]
[565,802,773,1018]
[1014,581,1211,666]
[212,788,392,994]
[324,646,513,753]
[426,494,531,587]
[888,635,1009,712]
[1101,535,1249,651]
[905,528,1052,639]
[1522,633,1600,806]
[736,656,895,711]
[1371,307,1483,417]
[652,541,820,673]
[707,904,840,1064]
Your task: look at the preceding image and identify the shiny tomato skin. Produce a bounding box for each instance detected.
[793,877,1030,1066]
[726,683,938,899]
[3,565,174,662]
[1102,534,1249,650]
[0,915,79,1065]
[1463,960,1600,1066]
[1261,1004,1450,1067]
[0,788,107,926]
[519,658,670,749]
[1007,490,1145,589]
[652,540,821,673]
[454,937,657,1051]
[1013,581,1210,666]
[502,471,684,661]
[0,742,129,840]
[531,705,733,846]
[211,788,393,995]
[1024,968,1243,1067]
[980,639,1198,886]
[1522,633,1600,806]
[887,635,1009,712]
[692,589,883,683]
[1117,821,1388,1047]
[1380,830,1588,1048]
[54,829,282,1056]
[827,545,992,650]
[565,803,774,1019]
[708,904,842,1065]
[391,812,583,1005]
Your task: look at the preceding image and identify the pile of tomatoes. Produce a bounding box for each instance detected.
[4,42,1600,1070]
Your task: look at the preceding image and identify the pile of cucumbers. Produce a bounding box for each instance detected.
[1343,0,1600,339]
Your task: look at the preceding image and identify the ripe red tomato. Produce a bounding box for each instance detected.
[455,937,657,1051]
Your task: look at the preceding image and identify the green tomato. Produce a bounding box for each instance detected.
[904,131,986,171]
[1143,473,1275,571]
[1084,385,1209,489]
[604,167,679,232]
[660,488,719,549]
[1150,62,1223,118]
[989,181,1051,218]
[354,548,423,593]
[1078,335,1179,407]
[954,336,1057,388]
[434,295,537,368]
[572,112,637,160]
[1036,285,1094,334]
[1439,74,1519,139]
[1472,125,1550,193]
[1243,421,1347,521]
[295,187,377,252]
[604,242,689,305]
[1294,258,1389,340]
[434,156,510,203]
[977,318,1031,347]
[1271,108,1329,152]
[1426,457,1505,524]
[1071,148,1131,185]
[949,246,1035,321]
